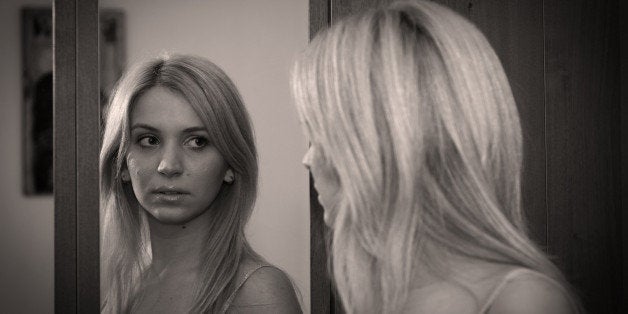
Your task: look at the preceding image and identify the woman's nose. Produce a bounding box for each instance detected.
[302,146,314,170]
[157,144,183,177]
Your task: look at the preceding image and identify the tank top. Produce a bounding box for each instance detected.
[221,263,274,313]
[478,268,577,313]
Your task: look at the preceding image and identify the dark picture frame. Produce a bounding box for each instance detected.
[23,6,124,195]
[22,8,53,195]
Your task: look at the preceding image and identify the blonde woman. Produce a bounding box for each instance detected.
[100,55,300,313]
[292,1,581,313]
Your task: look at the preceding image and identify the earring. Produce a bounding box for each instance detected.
[121,170,131,182]
[224,169,235,184]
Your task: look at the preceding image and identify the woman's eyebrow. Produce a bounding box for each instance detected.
[130,125,207,133]
[182,126,208,133]
[130,123,158,132]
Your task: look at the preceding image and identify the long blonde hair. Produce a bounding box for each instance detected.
[100,54,259,313]
[292,1,575,312]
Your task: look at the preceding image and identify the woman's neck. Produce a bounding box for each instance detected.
[147,209,214,277]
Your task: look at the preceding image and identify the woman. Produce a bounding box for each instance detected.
[100,54,300,313]
[292,1,581,313]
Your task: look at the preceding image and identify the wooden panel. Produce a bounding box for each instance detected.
[621,0,628,311]
[76,0,100,311]
[54,0,100,311]
[310,175,333,314]
[53,0,77,312]
[310,0,330,39]
[309,1,331,313]
[544,0,621,311]
[332,0,391,20]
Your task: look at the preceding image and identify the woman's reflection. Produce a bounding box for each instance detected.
[100,55,301,313]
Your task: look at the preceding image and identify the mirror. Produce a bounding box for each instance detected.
[0,0,53,312]
[98,0,310,312]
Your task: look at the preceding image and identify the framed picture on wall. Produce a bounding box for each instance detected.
[21,7,125,195]
[22,8,53,195]
[99,9,125,119]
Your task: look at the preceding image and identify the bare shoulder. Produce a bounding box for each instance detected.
[229,264,302,314]
[403,281,478,314]
[487,273,575,314]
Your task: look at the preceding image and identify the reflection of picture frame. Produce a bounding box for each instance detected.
[99,9,126,117]
[22,8,53,195]
[21,8,125,195]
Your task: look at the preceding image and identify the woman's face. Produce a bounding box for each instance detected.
[302,143,342,225]
[124,86,229,225]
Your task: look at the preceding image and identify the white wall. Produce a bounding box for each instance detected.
[99,0,311,312]
[0,0,54,313]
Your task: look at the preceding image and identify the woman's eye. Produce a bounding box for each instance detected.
[185,136,208,148]
[138,136,159,147]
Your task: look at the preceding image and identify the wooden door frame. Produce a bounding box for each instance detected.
[53,0,100,312]
[621,0,627,310]
[308,1,336,313]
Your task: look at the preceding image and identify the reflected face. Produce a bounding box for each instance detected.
[124,86,229,225]
[302,144,342,225]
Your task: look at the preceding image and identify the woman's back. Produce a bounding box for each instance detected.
[403,261,576,314]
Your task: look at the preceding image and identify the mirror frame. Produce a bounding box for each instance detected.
[53,0,336,312]
[308,3,335,314]
[53,0,100,312]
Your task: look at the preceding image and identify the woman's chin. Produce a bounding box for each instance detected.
[319,195,341,227]
[145,207,199,226]
[323,210,332,227]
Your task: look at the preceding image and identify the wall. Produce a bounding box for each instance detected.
[0,0,54,313]
[99,0,311,311]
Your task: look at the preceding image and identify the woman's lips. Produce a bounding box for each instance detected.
[152,188,190,203]
[152,186,190,194]
[153,192,187,203]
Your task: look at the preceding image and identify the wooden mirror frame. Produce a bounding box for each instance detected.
[54,0,99,312]
[54,0,326,312]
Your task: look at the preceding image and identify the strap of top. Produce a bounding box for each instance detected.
[478,268,572,313]
[221,263,273,313]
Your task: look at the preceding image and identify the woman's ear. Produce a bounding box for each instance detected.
[121,168,131,182]
[223,169,235,184]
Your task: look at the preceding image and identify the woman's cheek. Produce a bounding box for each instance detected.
[126,155,150,187]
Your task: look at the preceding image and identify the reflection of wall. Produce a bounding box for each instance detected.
[99,0,310,312]
[0,0,54,313]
